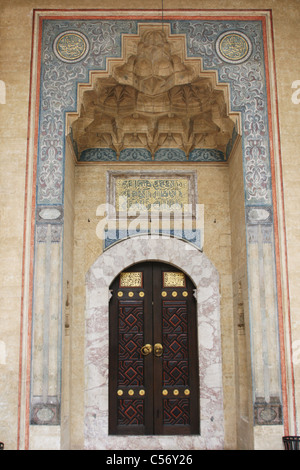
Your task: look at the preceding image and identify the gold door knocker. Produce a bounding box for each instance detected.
[154,343,163,357]
[141,344,152,356]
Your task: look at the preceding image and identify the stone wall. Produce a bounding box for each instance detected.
[72,158,234,448]
[0,0,299,450]
[84,236,223,450]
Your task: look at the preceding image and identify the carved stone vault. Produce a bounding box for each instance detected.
[69,26,240,161]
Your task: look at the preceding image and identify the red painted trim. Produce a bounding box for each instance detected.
[269,11,297,435]
[26,16,43,449]
[17,8,37,452]
[20,14,43,451]
[33,8,272,13]
[37,13,267,21]
[262,14,292,435]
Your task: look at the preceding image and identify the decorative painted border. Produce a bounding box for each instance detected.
[35,17,272,206]
[78,147,227,162]
[18,9,295,449]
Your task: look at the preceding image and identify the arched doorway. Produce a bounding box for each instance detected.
[84,235,223,450]
[109,261,199,435]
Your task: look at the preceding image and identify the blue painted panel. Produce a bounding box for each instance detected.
[189,149,225,161]
[80,148,117,161]
[104,228,202,250]
[119,148,152,161]
[155,148,187,161]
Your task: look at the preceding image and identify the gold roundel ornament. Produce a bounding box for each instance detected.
[216,31,252,64]
[128,291,134,297]
[53,30,90,63]
[172,291,177,297]
[182,291,188,297]
[117,291,123,297]
[139,291,145,297]
[161,291,167,297]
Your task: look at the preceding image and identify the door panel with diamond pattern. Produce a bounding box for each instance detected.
[109,262,199,435]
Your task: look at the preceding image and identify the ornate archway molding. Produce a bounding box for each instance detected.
[18,9,294,449]
[68,23,239,162]
[85,235,223,450]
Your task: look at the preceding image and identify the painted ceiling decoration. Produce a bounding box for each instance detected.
[38,19,270,206]
[69,28,238,162]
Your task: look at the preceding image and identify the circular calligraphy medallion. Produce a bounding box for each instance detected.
[54,30,89,63]
[216,31,252,64]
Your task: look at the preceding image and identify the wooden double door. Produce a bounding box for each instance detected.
[109,262,199,435]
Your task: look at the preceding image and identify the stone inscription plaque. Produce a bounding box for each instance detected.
[115,178,189,212]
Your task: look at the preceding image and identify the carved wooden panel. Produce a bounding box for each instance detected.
[162,300,189,387]
[118,302,144,386]
[109,262,199,435]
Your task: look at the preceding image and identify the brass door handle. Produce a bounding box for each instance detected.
[154,343,163,357]
[141,344,152,356]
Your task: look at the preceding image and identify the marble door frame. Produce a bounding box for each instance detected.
[85,235,223,450]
